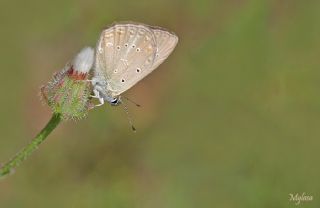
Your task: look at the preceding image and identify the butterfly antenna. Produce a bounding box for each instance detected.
[122,101,137,132]
[123,96,141,107]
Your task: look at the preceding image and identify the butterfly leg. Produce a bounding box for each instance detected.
[91,89,100,98]
[91,89,105,107]
[96,97,105,107]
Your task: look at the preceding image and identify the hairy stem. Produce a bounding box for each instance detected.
[0,113,62,179]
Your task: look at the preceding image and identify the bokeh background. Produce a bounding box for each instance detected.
[0,0,319,207]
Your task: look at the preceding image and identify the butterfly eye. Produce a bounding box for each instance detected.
[124,43,128,47]
[111,98,118,104]
[117,46,121,50]
[131,44,136,48]
[136,68,141,73]
[136,48,140,52]
[121,79,125,83]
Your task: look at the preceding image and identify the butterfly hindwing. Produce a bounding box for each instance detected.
[95,23,158,96]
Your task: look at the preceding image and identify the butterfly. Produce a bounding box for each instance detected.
[91,22,178,106]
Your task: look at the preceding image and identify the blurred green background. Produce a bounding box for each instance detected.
[0,0,319,207]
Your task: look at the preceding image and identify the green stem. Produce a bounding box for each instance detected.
[0,113,62,179]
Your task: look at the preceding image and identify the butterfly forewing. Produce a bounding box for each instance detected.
[151,28,179,70]
[95,23,158,96]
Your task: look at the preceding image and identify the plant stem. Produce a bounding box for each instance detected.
[0,113,62,179]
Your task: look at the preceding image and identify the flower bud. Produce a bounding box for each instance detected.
[41,47,94,120]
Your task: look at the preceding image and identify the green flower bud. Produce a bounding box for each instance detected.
[41,47,94,120]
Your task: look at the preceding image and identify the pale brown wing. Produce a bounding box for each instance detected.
[95,23,158,96]
[151,27,178,70]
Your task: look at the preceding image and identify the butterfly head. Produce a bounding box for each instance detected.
[109,97,122,106]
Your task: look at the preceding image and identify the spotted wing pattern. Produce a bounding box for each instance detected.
[95,22,178,97]
[95,23,158,96]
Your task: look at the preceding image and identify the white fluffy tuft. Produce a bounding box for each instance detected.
[73,47,94,73]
